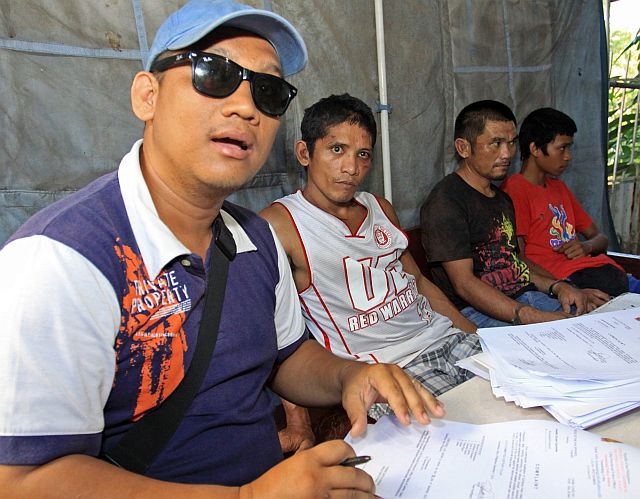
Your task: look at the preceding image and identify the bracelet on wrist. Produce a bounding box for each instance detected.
[548,278,572,298]
[511,303,529,326]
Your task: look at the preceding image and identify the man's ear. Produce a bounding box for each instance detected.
[131,71,159,122]
[530,142,541,158]
[295,140,311,166]
[454,137,471,158]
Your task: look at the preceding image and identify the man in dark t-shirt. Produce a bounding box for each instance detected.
[420,100,605,328]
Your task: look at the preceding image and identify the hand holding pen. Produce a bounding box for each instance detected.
[340,455,371,467]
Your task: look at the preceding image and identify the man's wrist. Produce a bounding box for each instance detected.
[583,240,593,255]
[511,302,530,325]
[548,278,572,297]
[337,360,364,393]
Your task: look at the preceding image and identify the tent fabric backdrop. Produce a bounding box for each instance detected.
[0,0,611,244]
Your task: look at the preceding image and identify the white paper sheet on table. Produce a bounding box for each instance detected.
[477,308,640,380]
[455,351,492,380]
[456,351,640,428]
[487,363,640,402]
[459,352,640,400]
[591,292,640,314]
[345,415,640,499]
[544,401,640,427]
[455,298,640,429]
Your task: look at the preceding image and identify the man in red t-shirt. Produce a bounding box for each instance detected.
[501,107,629,296]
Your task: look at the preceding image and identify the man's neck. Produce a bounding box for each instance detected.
[520,159,546,186]
[301,189,366,234]
[140,149,224,260]
[455,163,494,197]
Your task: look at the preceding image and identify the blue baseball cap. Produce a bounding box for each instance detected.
[145,0,308,76]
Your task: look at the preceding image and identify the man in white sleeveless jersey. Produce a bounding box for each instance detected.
[0,5,446,497]
[260,94,481,453]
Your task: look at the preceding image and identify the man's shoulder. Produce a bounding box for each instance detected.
[544,176,570,192]
[261,191,302,216]
[500,173,529,192]
[7,171,121,247]
[356,191,387,210]
[224,200,275,246]
[258,195,297,233]
[224,199,264,223]
[432,172,459,189]
[424,173,461,203]
[494,186,515,206]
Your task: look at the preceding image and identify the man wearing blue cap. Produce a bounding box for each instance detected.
[0,1,442,497]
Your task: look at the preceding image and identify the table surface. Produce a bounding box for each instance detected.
[438,376,640,447]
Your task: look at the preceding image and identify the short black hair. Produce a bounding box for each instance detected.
[454,100,517,161]
[519,107,577,159]
[300,93,377,157]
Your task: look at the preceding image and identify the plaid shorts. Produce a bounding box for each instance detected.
[403,331,481,395]
[368,331,481,420]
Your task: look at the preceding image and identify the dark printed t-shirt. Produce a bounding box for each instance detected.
[420,173,533,308]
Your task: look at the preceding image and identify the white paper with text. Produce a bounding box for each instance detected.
[346,416,639,498]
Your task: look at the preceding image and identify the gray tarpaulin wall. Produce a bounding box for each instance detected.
[0,0,613,245]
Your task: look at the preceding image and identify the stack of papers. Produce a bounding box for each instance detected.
[591,291,640,314]
[464,307,640,428]
[346,415,640,498]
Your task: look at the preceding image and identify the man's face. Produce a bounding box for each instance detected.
[144,31,282,201]
[464,120,517,181]
[535,134,573,177]
[300,122,373,210]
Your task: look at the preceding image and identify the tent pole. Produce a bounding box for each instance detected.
[374,0,393,203]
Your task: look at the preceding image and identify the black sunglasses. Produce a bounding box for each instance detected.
[150,51,297,117]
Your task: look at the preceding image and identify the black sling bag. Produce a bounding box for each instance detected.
[101,215,236,474]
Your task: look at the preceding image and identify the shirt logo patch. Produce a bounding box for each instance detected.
[416,295,434,323]
[373,224,393,249]
[548,203,575,248]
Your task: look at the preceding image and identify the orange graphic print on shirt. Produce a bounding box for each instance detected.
[114,241,191,420]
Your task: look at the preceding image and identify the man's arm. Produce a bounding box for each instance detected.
[442,258,570,324]
[527,265,595,314]
[516,236,555,279]
[400,252,477,333]
[263,339,446,497]
[259,203,318,454]
[270,339,445,437]
[278,398,315,454]
[0,438,380,499]
[259,203,309,290]
[0,459,245,499]
[518,236,608,311]
[555,223,609,260]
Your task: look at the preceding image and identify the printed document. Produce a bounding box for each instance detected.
[346,416,640,498]
[477,308,640,380]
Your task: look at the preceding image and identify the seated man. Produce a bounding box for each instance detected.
[261,94,480,424]
[420,100,607,329]
[0,3,443,497]
[500,107,629,297]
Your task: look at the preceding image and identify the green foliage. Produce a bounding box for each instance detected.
[608,29,640,182]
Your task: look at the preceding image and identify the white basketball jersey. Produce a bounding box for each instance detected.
[276,191,454,365]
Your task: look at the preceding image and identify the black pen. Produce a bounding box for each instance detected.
[340,455,371,467]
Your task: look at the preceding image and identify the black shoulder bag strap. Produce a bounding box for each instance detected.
[102,215,236,474]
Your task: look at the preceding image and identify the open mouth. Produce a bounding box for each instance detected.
[212,137,249,151]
